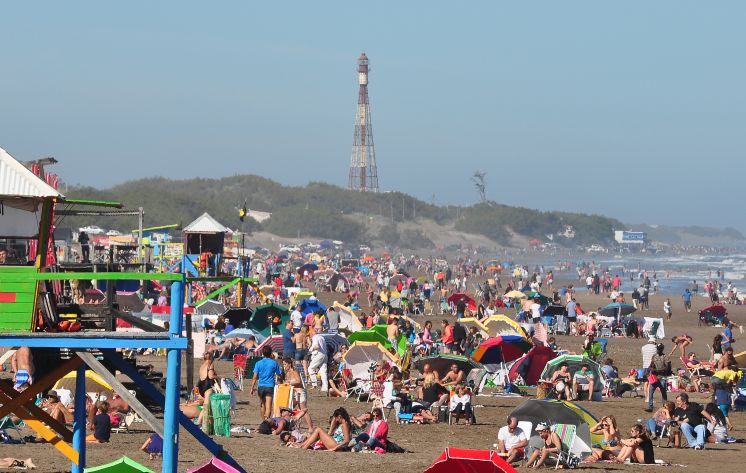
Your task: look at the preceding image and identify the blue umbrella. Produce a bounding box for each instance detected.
[599,302,636,319]
[299,297,327,315]
[223,328,266,343]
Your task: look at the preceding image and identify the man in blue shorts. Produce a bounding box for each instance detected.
[250,345,281,419]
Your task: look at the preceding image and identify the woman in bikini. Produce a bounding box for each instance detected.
[585,415,621,462]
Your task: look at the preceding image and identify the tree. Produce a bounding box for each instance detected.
[471,171,487,203]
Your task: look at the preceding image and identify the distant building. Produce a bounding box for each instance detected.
[614,230,646,245]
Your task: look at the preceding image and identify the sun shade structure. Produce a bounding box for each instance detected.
[424,447,519,473]
[343,341,400,379]
[413,354,482,379]
[481,315,527,338]
[456,317,489,337]
[195,300,228,316]
[504,290,526,299]
[186,457,242,473]
[447,292,476,311]
[249,303,290,336]
[84,456,155,473]
[471,336,532,365]
[347,325,406,357]
[523,291,550,306]
[333,302,364,333]
[223,328,266,344]
[508,344,557,386]
[183,213,228,255]
[510,398,598,449]
[53,370,114,398]
[598,302,636,318]
[540,354,604,393]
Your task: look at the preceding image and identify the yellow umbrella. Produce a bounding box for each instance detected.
[481,315,527,338]
[505,290,526,299]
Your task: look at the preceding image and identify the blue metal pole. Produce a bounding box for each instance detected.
[163,280,184,473]
[72,362,87,473]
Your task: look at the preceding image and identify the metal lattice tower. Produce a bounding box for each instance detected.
[348,52,379,192]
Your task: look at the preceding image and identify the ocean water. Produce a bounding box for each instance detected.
[546,253,746,296]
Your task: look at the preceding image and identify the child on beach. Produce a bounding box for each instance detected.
[87,401,111,443]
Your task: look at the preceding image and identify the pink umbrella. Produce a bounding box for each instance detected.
[186,457,242,473]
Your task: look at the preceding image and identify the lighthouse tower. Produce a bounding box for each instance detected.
[348,52,379,192]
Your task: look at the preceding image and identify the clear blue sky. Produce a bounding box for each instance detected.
[1,2,743,231]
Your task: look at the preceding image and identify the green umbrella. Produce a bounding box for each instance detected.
[249,303,290,336]
[347,325,407,358]
[540,354,604,392]
[84,456,155,473]
[524,291,550,306]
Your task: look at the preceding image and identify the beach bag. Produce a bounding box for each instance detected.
[210,393,232,437]
[386,440,407,453]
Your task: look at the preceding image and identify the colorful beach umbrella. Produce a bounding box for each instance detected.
[186,457,242,473]
[510,398,597,452]
[471,336,532,365]
[481,315,527,338]
[53,370,114,398]
[447,292,477,311]
[425,447,518,473]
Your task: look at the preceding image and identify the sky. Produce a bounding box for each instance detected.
[1,2,744,232]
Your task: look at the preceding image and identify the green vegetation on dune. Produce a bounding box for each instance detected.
[65,175,624,246]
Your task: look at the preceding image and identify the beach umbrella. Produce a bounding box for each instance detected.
[84,288,106,303]
[249,303,290,336]
[523,291,549,306]
[333,302,364,333]
[343,341,400,380]
[508,345,557,386]
[424,447,518,473]
[700,304,727,320]
[471,336,532,365]
[504,290,526,299]
[53,370,114,398]
[84,456,155,473]
[540,354,604,393]
[320,333,349,355]
[222,308,253,329]
[447,293,477,311]
[298,297,326,315]
[223,328,266,344]
[598,302,636,319]
[255,335,284,355]
[186,457,242,473]
[348,325,407,357]
[297,263,318,275]
[195,300,228,316]
[481,315,527,338]
[413,354,482,379]
[509,399,596,453]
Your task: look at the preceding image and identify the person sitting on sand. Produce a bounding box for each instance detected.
[140,434,163,459]
[299,407,352,450]
[450,385,473,425]
[645,401,675,441]
[549,362,572,400]
[586,415,621,462]
[270,407,308,435]
[614,424,655,464]
[42,390,72,424]
[347,407,388,452]
[87,401,111,443]
[526,423,561,468]
[496,415,528,464]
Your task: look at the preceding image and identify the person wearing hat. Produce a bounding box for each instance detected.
[526,423,561,468]
[42,390,72,424]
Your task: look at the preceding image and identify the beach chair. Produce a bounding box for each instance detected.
[602,377,619,398]
[271,384,294,418]
[232,354,248,391]
[645,320,661,339]
[111,410,144,434]
[551,423,581,469]
[0,415,25,444]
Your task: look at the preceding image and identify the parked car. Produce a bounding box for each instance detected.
[79,225,104,235]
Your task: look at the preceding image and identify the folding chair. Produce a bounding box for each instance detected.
[0,415,25,443]
[271,384,294,418]
[552,423,581,469]
[232,354,248,391]
[602,377,619,398]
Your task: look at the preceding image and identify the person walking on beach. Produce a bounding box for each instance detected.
[646,343,671,412]
[682,289,692,313]
[663,299,672,321]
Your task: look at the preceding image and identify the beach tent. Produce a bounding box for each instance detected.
[510,399,596,458]
[413,354,482,379]
[53,370,114,398]
[348,325,407,358]
[472,336,532,366]
[186,457,241,473]
[508,345,557,386]
[425,447,519,473]
[333,302,364,333]
[599,302,636,319]
[249,303,290,336]
[343,341,400,380]
[642,317,665,339]
[298,297,326,315]
[447,293,477,312]
[84,456,155,473]
[481,315,527,338]
[540,354,604,393]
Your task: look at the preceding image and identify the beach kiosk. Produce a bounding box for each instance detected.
[0,148,245,473]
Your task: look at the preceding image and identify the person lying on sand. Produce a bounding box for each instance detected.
[0,458,36,470]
